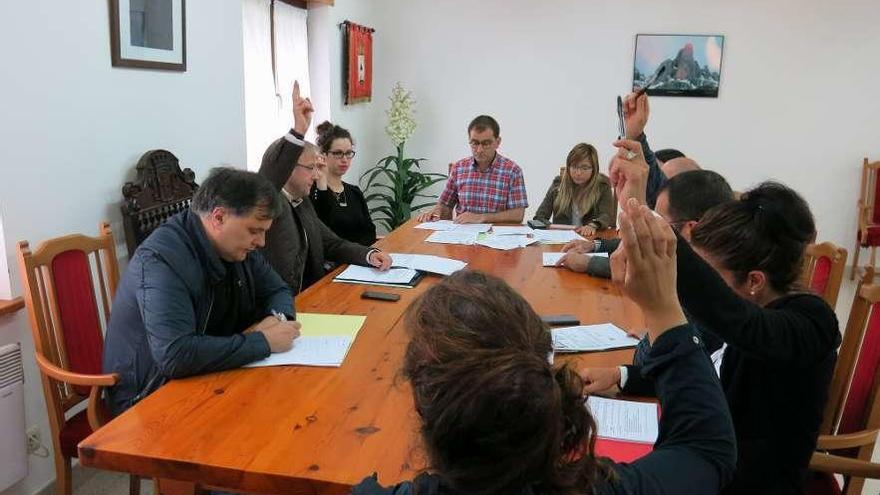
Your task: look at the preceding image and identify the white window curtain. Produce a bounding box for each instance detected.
[243,0,311,171]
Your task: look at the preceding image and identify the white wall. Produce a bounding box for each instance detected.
[0,1,247,493]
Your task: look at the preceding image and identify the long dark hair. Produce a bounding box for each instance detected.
[402,270,609,494]
[690,181,816,293]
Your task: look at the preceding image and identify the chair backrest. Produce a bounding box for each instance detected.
[16,223,119,434]
[837,281,880,439]
[801,242,848,310]
[121,149,198,256]
[858,158,880,230]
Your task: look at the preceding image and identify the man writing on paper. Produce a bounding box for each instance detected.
[416,115,528,224]
[259,82,392,294]
[103,168,301,414]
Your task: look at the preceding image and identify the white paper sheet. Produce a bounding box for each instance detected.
[476,235,537,250]
[415,220,491,233]
[425,230,479,245]
[491,225,535,236]
[532,230,585,244]
[543,252,565,266]
[551,324,639,352]
[390,253,467,276]
[587,396,659,444]
[244,335,354,368]
[416,220,454,230]
[335,265,418,284]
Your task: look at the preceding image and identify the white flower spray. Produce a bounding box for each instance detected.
[385,82,417,148]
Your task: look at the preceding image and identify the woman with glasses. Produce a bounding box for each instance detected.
[312,121,377,246]
[533,143,614,238]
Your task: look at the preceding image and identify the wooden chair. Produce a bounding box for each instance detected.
[801,241,848,310]
[851,158,880,280]
[17,223,140,495]
[122,149,198,257]
[809,277,880,494]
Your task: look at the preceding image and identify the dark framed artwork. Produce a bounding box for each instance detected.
[342,21,374,104]
[632,34,724,97]
[109,0,186,71]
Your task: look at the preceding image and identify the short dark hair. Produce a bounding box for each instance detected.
[315,120,353,154]
[467,115,500,138]
[191,167,284,219]
[691,181,816,293]
[659,170,735,222]
[655,148,685,163]
[403,270,609,494]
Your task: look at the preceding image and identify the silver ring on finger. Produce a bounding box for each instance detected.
[625,150,638,160]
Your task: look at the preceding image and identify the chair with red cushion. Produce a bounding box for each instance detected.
[17,223,140,495]
[801,242,848,310]
[851,158,880,279]
[808,279,880,494]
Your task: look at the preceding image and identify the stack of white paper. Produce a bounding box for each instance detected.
[491,225,535,236]
[416,220,492,233]
[425,230,479,245]
[335,265,418,285]
[551,324,639,352]
[391,253,467,276]
[476,235,537,250]
[532,230,585,244]
[586,396,659,444]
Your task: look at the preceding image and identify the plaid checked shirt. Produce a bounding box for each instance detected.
[438,153,528,214]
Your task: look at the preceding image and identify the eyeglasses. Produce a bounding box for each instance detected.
[469,139,496,148]
[327,150,356,159]
[296,163,317,172]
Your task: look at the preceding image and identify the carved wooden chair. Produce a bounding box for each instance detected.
[809,274,880,494]
[122,150,198,256]
[800,241,848,310]
[17,223,141,495]
[851,158,880,279]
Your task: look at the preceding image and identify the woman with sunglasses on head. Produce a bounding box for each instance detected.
[533,143,615,238]
[353,198,736,495]
[311,121,377,246]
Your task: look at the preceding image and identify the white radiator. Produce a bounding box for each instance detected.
[0,343,27,490]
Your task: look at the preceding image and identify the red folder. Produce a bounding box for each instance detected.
[595,438,654,463]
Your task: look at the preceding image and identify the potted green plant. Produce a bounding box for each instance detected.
[360,83,447,233]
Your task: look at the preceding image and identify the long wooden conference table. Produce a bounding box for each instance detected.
[79,221,643,494]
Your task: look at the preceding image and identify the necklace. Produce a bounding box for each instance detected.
[332,187,348,207]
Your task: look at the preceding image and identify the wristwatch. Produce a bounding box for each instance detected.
[592,239,603,252]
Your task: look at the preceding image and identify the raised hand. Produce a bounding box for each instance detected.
[611,198,685,342]
[623,92,649,140]
[608,139,649,207]
[292,80,314,135]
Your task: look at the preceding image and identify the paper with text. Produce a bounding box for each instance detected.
[476,235,537,251]
[426,230,479,245]
[587,396,659,444]
[335,265,418,284]
[244,313,367,368]
[491,225,535,236]
[532,230,586,244]
[551,324,639,352]
[390,253,467,276]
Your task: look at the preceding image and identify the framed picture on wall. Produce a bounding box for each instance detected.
[633,34,724,97]
[110,0,186,71]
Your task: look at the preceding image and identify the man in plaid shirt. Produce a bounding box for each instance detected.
[417,115,528,224]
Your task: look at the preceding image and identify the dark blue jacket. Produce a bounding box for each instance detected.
[352,325,737,495]
[102,209,293,414]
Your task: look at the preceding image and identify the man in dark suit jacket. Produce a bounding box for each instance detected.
[259,82,392,294]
